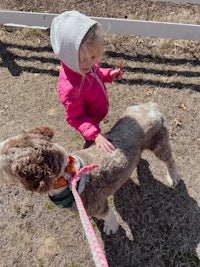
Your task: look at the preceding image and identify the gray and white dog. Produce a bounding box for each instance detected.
[0,102,180,235]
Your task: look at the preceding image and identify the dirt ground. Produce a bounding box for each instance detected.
[0,1,200,267]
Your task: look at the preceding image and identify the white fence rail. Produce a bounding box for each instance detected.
[0,10,200,41]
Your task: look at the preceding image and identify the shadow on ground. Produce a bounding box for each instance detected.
[96,159,200,267]
[1,40,200,92]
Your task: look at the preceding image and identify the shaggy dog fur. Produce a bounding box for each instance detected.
[0,102,180,234]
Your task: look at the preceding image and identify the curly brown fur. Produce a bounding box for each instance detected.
[0,127,68,193]
[72,102,180,234]
[0,103,180,235]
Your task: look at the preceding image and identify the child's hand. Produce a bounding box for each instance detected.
[95,133,115,153]
[110,68,123,81]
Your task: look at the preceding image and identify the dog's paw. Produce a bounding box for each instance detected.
[167,172,180,187]
[103,219,119,235]
[102,205,119,235]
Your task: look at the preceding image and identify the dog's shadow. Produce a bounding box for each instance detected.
[95,159,200,267]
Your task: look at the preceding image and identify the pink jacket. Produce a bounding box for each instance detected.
[58,62,113,140]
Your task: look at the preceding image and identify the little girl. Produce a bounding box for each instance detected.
[50,11,123,153]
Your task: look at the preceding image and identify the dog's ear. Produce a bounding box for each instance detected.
[11,156,54,193]
[22,127,54,141]
[36,127,54,140]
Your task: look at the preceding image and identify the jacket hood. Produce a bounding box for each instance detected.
[50,11,97,74]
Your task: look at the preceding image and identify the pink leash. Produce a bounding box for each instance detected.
[69,164,109,267]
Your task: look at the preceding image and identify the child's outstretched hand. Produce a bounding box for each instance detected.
[110,68,123,81]
[110,62,124,81]
[95,133,115,153]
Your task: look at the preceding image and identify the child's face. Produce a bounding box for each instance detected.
[79,46,99,74]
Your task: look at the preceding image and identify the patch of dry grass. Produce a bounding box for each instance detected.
[0,1,200,267]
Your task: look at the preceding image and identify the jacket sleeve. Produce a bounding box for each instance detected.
[58,79,101,141]
[98,66,113,83]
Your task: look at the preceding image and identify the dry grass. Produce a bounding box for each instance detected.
[0,1,200,267]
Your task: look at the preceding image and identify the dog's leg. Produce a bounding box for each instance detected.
[96,204,119,235]
[150,125,180,187]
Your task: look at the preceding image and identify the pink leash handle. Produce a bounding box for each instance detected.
[69,164,109,267]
